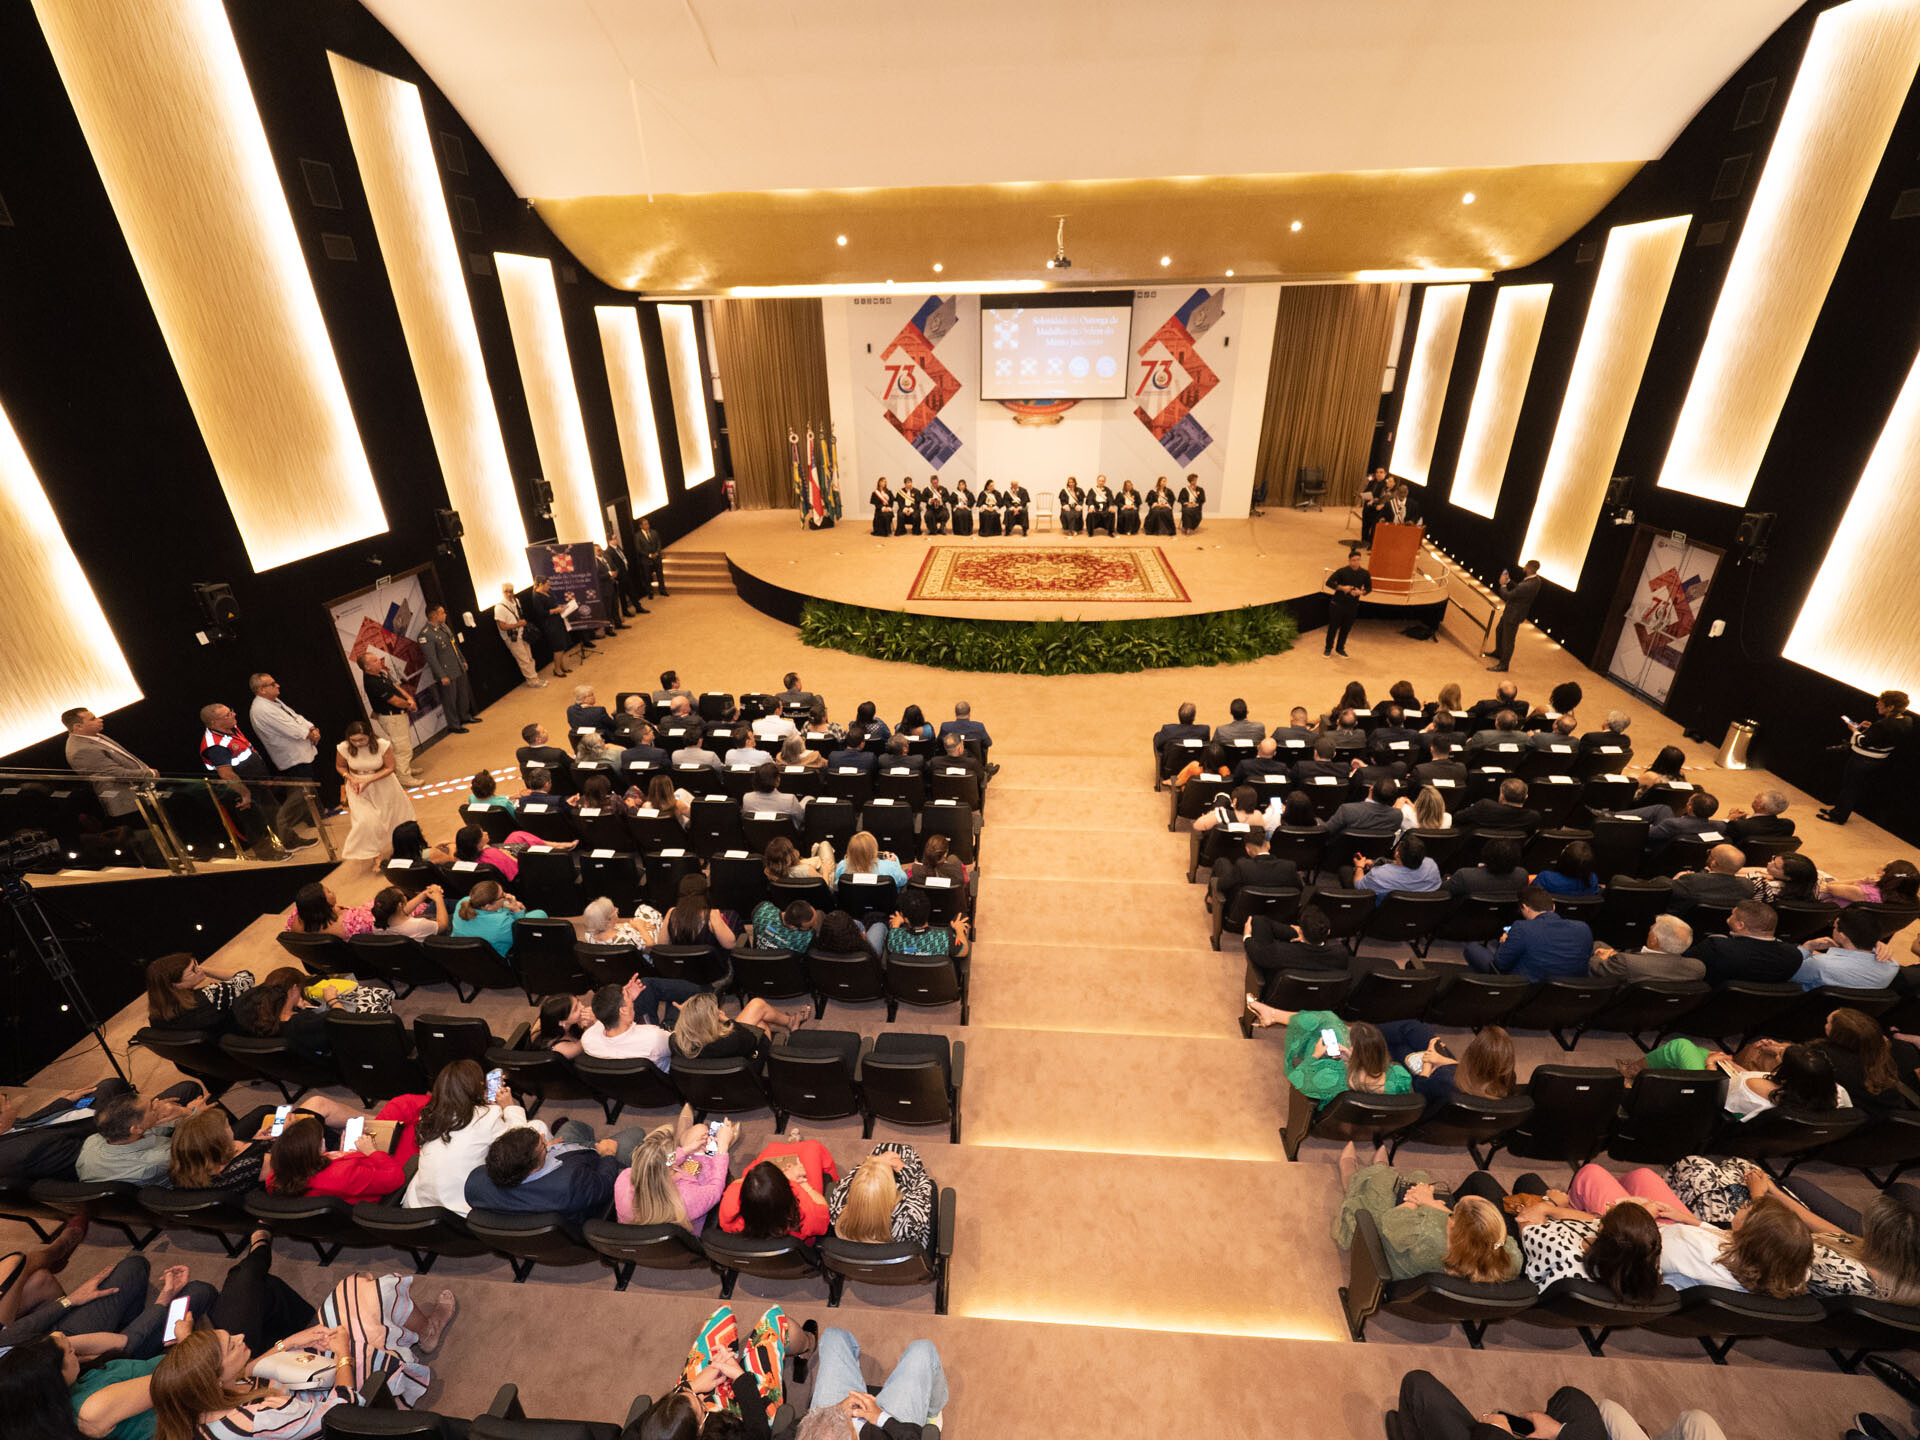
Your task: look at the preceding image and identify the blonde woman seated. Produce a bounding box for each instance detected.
[1395,785,1450,833]
[1242,1005,1412,1104]
[669,992,804,1069]
[616,1113,740,1232]
[1332,1146,1521,1283]
[832,830,908,887]
[827,1142,935,1247]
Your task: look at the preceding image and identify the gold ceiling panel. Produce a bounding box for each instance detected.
[534,162,1641,295]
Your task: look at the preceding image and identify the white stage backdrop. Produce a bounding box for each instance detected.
[328,570,449,748]
[846,294,981,489]
[838,288,1243,514]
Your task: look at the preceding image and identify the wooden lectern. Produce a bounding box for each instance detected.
[1369,523,1425,596]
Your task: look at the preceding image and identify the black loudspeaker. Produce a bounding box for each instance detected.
[529,477,553,516]
[435,508,464,542]
[191,582,238,641]
[1733,511,1775,565]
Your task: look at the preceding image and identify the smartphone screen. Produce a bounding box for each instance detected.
[484,1068,505,1103]
[1320,1027,1342,1057]
[341,1117,365,1150]
[1497,1414,1536,1437]
[269,1104,292,1137]
[164,1295,191,1345]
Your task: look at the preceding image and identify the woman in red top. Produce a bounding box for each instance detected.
[718,1136,838,1241]
[261,1114,407,1204]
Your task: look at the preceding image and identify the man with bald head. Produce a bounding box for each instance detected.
[1669,844,1758,915]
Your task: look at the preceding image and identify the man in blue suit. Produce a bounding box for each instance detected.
[465,1123,641,1227]
[937,700,997,776]
[1463,888,1593,979]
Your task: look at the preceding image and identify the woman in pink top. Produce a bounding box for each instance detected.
[451,824,549,882]
[284,882,375,937]
[617,1115,740,1233]
[1825,859,1920,909]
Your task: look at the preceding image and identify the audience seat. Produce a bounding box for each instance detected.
[219,1034,338,1102]
[1606,1069,1730,1165]
[579,854,644,916]
[807,946,889,1011]
[1671,982,1803,1049]
[425,935,522,1003]
[767,1030,865,1130]
[511,918,590,1001]
[1779,985,1898,1040]
[1435,892,1522,947]
[511,810,577,846]
[574,941,645,988]
[733,945,822,1018]
[1211,883,1301,950]
[804,796,860,852]
[1518,1277,1683,1357]
[1507,978,1625,1051]
[1592,877,1673,949]
[1268,828,1328,881]
[131,1027,253,1099]
[569,1055,682,1125]
[347,934,441,1000]
[1353,891,1455,958]
[1256,972,1352,1030]
[1775,900,1843,945]
[821,1183,957,1314]
[1792,1295,1920,1373]
[884,950,970,1026]
[354,1204,492,1273]
[642,850,702,912]
[1281,1085,1423,1162]
[412,1014,520,1076]
[861,1034,963,1143]
[1815,1109,1920,1189]
[30,1178,159,1249]
[702,1228,824,1302]
[137,1186,252,1255]
[1644,1285,1826,1364]
[646,944,732,989]
[326,1012,428,1105]
[244,1190,375,1265]
[1587,816,1649,882]
[277,931,355,978]
[516,848,586,916]
[436,861,510,902]
[1421,973,1529,1030]
[464,1208,603,1283]
[910,877,967,927]
[671,1054,773,1120]
[1490,1067,1624,1168]
[1719,1105,1867,1179]
[1585,980,1710,1052]
[922,800,977,865]
[836,874,898,921]
[1312,887,1375,944]
[1385,1093,1534,1170]
[460,805,516,845]
[581,1217,713,1291]
[1339,968,1444,1025]
[382,858,434,897]
[1738,834,1802,867]
[862,798,917,857]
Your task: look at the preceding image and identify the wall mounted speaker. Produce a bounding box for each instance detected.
[191,581,238,640]
[435,508,464,542]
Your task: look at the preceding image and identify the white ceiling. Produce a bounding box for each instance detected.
[360,0,1803,200]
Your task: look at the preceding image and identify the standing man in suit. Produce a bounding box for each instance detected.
[63,707,157,824]
[246,673,323,844]
[494,582,543,689]
[357,651,421,785]
[419,604,477,734]
[634,516,668,598]
[1488,560,1543,672]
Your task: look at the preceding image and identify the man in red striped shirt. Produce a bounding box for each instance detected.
[198,703,291,861]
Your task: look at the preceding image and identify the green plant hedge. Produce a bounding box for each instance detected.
[798,599,1298,675]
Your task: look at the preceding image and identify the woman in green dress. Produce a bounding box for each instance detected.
[1245,1004,1412,1104]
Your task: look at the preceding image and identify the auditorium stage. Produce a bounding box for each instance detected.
[673,505,1457,624]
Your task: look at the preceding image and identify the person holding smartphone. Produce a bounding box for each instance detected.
[1240,1005,1411,1105]
[403,1060,535,1216]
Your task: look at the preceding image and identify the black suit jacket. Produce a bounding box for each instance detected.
[1690,933,1803,986]
[1578,732,1633,759]
[1467,697,1531,730]
[1456,800,1542,833]
[1726,814,1795,843]
[1230,758,1292,787]
[1292,758,1348,781]
[517,745,573,778]
[1213,853,1299,901]
[619,743,669,772]
[566,704,617,740]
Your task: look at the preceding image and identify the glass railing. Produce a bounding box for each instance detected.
[0,767,338,877]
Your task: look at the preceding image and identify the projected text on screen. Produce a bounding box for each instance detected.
[982,305,1132,400]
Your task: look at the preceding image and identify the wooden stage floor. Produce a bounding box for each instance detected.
[676,505,1447,620]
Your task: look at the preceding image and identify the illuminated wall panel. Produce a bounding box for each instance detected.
[1658,0,1920,507]
[1521,216,1689,588]
[328,53,531,596]
[1385,284,1469,485]
[32,0,386,572]
[495,254,603,543]
[659,304,716,486]
[1449,284,1552,518]
[0,401,141,753]
[597,306,670,516]
[1784,340,1920,694]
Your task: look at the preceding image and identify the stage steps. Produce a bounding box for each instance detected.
[659,548,735,595]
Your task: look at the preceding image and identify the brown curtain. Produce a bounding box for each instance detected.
[1253,285,1399,508]
[709,298,831,510]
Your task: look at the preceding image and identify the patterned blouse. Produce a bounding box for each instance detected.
[885,925,952,956]
[1520,1217,1602,1289]
[827,1142,935,1247]
[1665,1155,1876,1296]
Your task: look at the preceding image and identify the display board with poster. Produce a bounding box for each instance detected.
[327,566,449,746]
[1606,533,1719,707]
[527,542,610,632]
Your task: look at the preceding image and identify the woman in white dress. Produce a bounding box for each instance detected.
[336,720,416,861]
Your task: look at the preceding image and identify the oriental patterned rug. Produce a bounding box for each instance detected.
[908,545,1189,603]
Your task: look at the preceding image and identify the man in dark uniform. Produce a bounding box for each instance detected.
[1323,547,1371,658]
[1821,688,1914,825]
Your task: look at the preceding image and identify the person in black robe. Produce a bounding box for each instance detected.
[870,478,894,537]
[950,480,975,536]
[1179,474,1206,534]
[1057,478,1086,534]
[894,478,923,536]
[923,478,951,535]
[1005,483,1031,536]
[1086,475,1116,536]
[976,481,1003,537]
[1358,467,1391,545]
[1145,478,1177,536]
[1116,480,1143,535]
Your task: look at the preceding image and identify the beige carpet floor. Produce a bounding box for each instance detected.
[10,571,1917,1438]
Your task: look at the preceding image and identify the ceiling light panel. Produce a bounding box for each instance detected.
[1449,284,1553,518]
[595,305,669,517]
[1387,285,1471,486]
[495,252,603,543]
[657,304,714,486]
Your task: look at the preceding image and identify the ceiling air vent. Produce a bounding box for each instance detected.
[454,194,482,235]
[300,158,342,210]
[1710,154,1752,203]
[1574,240,1600,265]
[468,251,494,278]
[1732,77,1776,131]
[437,131,468,175]
[320,233,357,262]
[1893,188,1920,221]
[1695,220,1730,248]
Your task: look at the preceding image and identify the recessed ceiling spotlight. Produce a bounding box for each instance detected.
[1290,220,1302,232]
[1461,192,1476,205]
[836,234,848,245]
[1224,269,1235,277]
[1159,255,1171,267]
[933,262,943,272]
